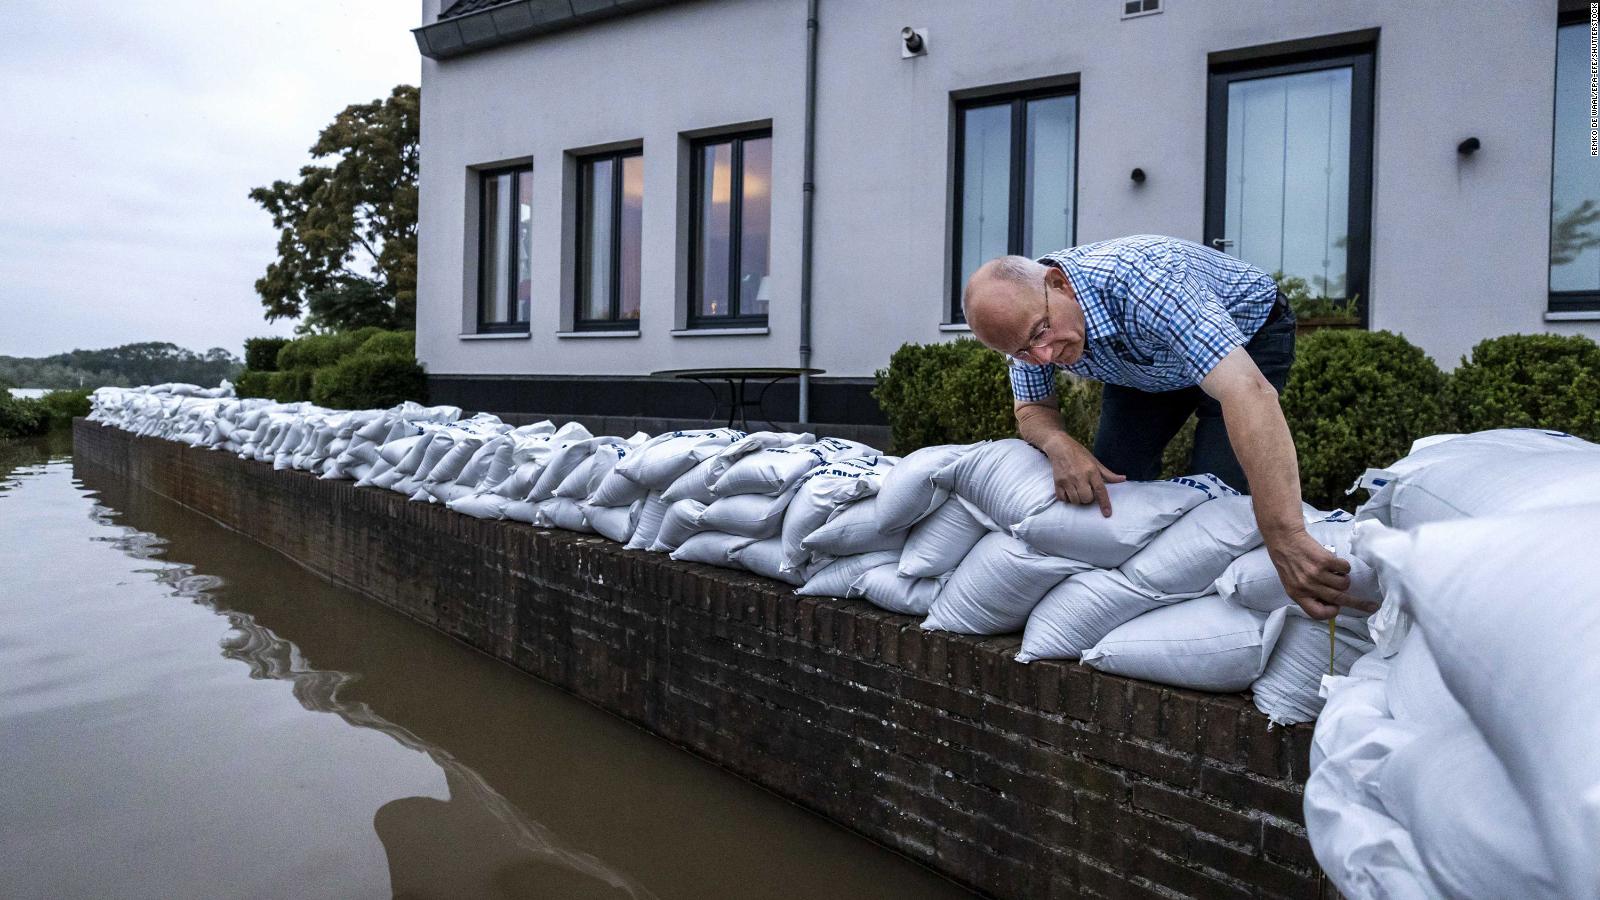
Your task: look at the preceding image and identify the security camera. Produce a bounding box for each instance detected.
[900,26,927,58]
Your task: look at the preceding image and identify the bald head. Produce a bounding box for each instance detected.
[963,255,1050,350]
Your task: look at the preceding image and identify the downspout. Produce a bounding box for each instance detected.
[797,0,819,425]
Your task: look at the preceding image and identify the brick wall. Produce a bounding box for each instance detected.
[74,420,1333,899]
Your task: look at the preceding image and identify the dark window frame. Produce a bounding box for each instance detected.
[574,148,644,331]
[949,86,1081,323]
[476,164,533,334]
[1204,43,1376,326]
[687,129,773,329]
[1550,8,1600,312]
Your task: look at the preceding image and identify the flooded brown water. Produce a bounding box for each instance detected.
[0,435,973,900]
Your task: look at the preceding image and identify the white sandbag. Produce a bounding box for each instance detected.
[422,435,487,484]
[931,439,1057,532]
[730,538,818,587]
[705,430,816,482]
[1015,569,1165,663]
[801,497,907,558]
[447,492,512,520]
[1355,506,1600,898]
[1118,495,1269,596]
[795,551,901,598]
[922,533,1090,635]
[649,499,709,552]
[503,499,538,524]
[898,497,989,578]
[778,457,894,571]
[1013,478,1222,569]
[848,564,943,616]
[623,491,670,551]
[1355,428,1600,529]
[1214,514,1381,615]
[616,428,744,489]
[670,531,758,568]
[659,457,719,504]
[536,497,593,533]
[583,498,644,544]
[875,442,978,533]
[529,439,601,501]
[700,490,795,540]
[378,433,428,467]
[1380,720,1561,899]
[711,437,879,497]
[1082,596,1287,692]
[1383,628,1469,727]
[589,465,650,507]
[1249,616,1374,725]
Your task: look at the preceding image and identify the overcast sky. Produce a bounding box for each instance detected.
[0,1,422,359]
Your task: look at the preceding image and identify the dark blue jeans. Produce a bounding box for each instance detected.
[1091,299,1296,494]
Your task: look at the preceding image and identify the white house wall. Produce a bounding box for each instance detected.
[418,0,1597,383]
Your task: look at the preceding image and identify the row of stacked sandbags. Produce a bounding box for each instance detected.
[1306,429,1600,900]
[86,384,1369,727]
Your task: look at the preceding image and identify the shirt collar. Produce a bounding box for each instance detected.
[1040,252,1118,345]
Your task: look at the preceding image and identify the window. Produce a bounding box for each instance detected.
[951,89,1079,321]
[689,131,772,327]
[1205,45,1374,323]
[1550,10,1600,311]
[576,150,643,329]
[478,165,533,332]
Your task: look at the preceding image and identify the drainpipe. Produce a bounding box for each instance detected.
[797,0,819,425]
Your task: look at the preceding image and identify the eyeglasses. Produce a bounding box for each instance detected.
[1013,281,1054,364]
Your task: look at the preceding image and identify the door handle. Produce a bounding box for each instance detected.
[1210,238,1234,250]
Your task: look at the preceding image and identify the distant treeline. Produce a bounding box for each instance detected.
[0,342,243,391]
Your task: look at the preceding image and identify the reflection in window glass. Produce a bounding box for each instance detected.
[1224,68,1351,298]
[580,157,614,322]
[1551,22,1600,293]
[1024,95,1077,258]
[960,103,1012,301]
[697,142,733,318]
[739,137,772,316]
[620,155,643,319]
[516,171,533,323]
[478,167,531,329]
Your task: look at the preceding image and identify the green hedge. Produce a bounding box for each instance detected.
[233,328,422,406]
[1447,333,1600,441]
[310,354,427,409]
[1280,329,1452,509]
[243,337,291,372]
[37,389,92,422]
[0,394,47,439]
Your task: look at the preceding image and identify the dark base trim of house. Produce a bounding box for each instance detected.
[425,373,887,427]
[74,419,1335,900]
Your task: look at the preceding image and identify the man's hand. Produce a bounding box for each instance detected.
[1263,528,1379,620]
[1042,434,1126,517]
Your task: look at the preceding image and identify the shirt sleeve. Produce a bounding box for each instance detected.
[1124,245,1248,384]
[1007,357,1058,402]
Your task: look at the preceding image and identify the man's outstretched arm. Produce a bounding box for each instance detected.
[1015,395,1125,516]
[1200,348,1375,619]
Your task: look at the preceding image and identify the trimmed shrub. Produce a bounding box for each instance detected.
[358,330,415,359]
[1447,333,1600,441]
[267,369,315,403]
[0,395,47,439]
[243,337,291,372]
[873,339,1017,453]
[234,370,273,399]
[275,328,381,372]
[1282,329,1451,510]
[310,354,426,409]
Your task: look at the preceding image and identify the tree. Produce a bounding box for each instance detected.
[250,84,418,332]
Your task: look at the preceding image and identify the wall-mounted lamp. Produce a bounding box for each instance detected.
[1457,137,1481,156]
[900,26,927,58]
[1130,167,1146,184]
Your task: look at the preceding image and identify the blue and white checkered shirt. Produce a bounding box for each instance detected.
[1008,234,1278,400]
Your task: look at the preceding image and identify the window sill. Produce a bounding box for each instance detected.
[459,331,531,340]
[556,329,641,339]
[939,322,972,333]
[1544,310,1600,322]
[669,327,770,337]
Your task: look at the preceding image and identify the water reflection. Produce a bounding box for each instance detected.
[0,439,969,899]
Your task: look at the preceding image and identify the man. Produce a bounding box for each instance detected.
[962,234,1371,620]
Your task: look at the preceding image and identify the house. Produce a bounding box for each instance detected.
[414,0,1600,429]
